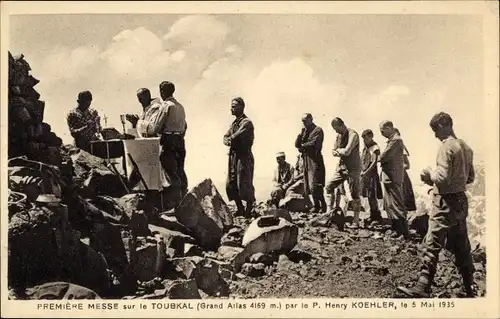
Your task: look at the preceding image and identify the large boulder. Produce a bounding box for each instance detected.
[118,193,158,225]
[83,168,127,198]
[8,203,111,296]
[129,236,166,282]
[175,179,233,249]
[149,224,196,256]
[234,216,298,272]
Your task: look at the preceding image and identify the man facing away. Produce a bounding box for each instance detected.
[295,113,327,214]
[269,152,294,208]
[66,90,102,152]
[224,97,256,217]
[360,129,383,225]
[397,112,476,298]
[326,117,362,228]
[379,120,409,239]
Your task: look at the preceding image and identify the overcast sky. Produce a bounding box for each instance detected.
[9,14,485,201]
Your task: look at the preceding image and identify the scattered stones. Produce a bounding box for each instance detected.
[184,243,204,257]
[217,246,244,262]
[249,253,277,266]
[241,263,266,278]
[286,249,313,263]
[163,279,202,299]
[357,229,372,238]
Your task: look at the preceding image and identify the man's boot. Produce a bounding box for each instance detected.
[234,199,247,217]
[397,276,431,298]
[461,271,476,298]
[401,219,411,240]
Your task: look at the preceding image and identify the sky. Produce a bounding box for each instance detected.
[9,14,485,201]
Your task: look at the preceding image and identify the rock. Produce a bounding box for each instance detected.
[241,263,266,278]
[249,253,277,266]
[163,279,202,299]
[221,233,242,247]
[168,257,230,297]
[287,249,313,263]
[128,210,151,237]
[149,224,196,256]
[130,238,166,282]
[157,214,191,235]
[175,179,233,249]
[24,282,101,300]
[184,243,204,257]
[357,229,371,238]
[473,262,484,272]
[277,254,296,272]
[301,239,321,251]
[471,246,486,264]
[78,242,111,295]
[217,246,244,262]
[407,210,429,237]
[89,222,129,280]
[264,208,293,223]
[83,168,126,198]
[341,255,353,264]
[227,227,244,238]
[87,196,126,221]
[119,193,158,224]
[389,245,401,254]
[234,216,298,272]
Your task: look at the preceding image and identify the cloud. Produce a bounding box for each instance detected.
[37,45,100,82]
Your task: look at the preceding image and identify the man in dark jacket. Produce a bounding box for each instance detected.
[295,113,326,214]
[224,97,256,217]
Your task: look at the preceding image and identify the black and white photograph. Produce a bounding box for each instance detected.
[1,1,499,318]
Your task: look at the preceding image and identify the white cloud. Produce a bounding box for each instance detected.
[37,45,100,82]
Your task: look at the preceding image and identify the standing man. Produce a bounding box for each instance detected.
[66,90,102,152]
[360,129,383,225]
[379,120,409,239]
[326,117,362,228]
[269,152,294,208]
[126,88,163,133]
[397,112,476,298]
[295,113,327,214]
[224,97,256,217]
[128,82,187,208]
[158,81,188,200]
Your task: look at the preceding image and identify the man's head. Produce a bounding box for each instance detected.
[77,91,93,110]
[301,113,314,129]
[137,88,152,107]
[361,129,374,145]
[331,117,346,134]
[159,81,175,100]
[379,120,395,138]
[231,97,245,116]
[429,112,454,141]
[276,152,286,165]
[394,128,401,136]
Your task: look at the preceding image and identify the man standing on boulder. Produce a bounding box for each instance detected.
[66,90,102,152]
[397,112,476,298]
[295,113,327,214]
[326,117,362,228]
[379,120,409,239]
[269,152,294,208]
[224,97,256,217]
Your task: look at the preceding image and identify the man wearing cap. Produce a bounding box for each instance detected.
[379,120,409,239]
[326,117,362,228]
[269,152,294,208]
[66,90,102,152]
[295,113,327,214]
[224,97,256,217]
[397,112,476,298]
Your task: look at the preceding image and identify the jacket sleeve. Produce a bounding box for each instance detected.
[301,127,323,152]
[229,118,253,143]
[430,144,452,187]
[380,138,402,164]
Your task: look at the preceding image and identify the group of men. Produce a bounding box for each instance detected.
[66,81,188,208]
[67,91,477,298]
[266,112,476,298]
[269,115,416,238]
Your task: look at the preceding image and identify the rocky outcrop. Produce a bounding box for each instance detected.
[175,179,233,249]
